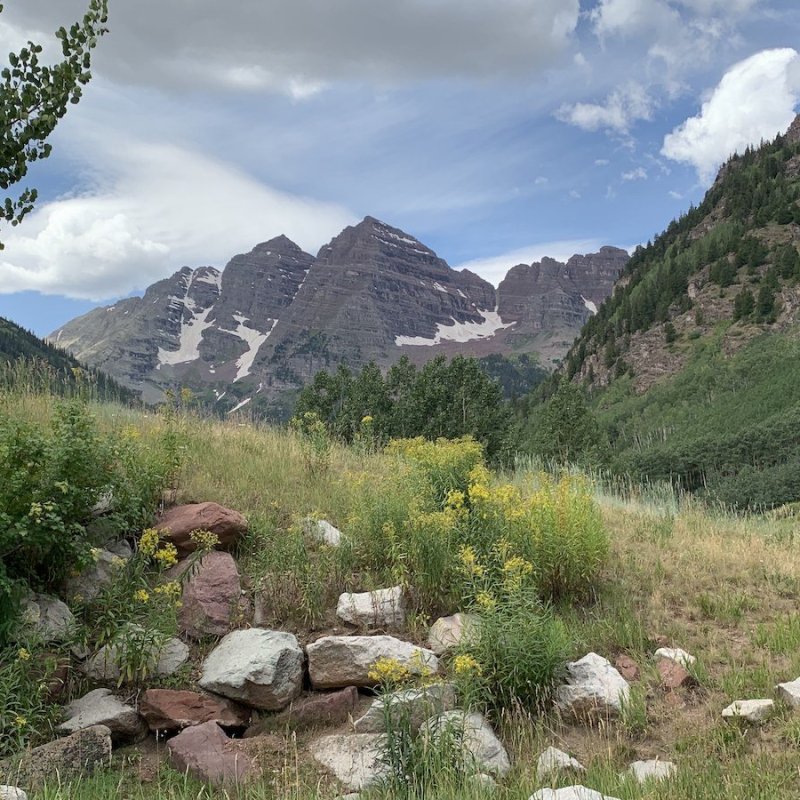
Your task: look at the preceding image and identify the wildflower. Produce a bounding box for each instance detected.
[444,489,465,510]
[361,415,374,425]
[368,657,411,686]
[458,545,484,578]
[134,589,150,603]
[139,528,161,557]
[475,591,497,612]
[110,555,127,571]
[17,648,31,661]
[502,555,534,591]
[28,502,43,522]
[14,715,27,729]
[189,529,220,553]
[71,593,84,605]
[154,581,182,602]
[153,543,179,569]
[90,547,103,562]
[453,653,482,677]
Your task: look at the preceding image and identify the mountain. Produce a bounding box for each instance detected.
[50,217,628,414]
[545,113,800,509]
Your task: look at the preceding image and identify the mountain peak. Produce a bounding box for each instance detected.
[252,235,304,255]
[786,113,800,145]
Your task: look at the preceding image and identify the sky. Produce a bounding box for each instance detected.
[0,0,799,337]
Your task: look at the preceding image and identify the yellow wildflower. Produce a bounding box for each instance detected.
[90,547,103,562]
[502,555,534,591]
[361,415,374,425]
[475,591,497,612]
[139,528,161,557]
[153,543,179,569]
[458,545,484,578]
[14,715,27,728]
[17,648,31,661]
[189,529,220,553]
[444,489,466,510]
[134,589,150,603]
[453,653,482,677]
[368,657,411,686]
[154,581,182,602]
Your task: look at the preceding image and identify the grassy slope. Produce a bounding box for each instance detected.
[6,396,800,799]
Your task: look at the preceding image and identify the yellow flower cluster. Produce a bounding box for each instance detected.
[368,657,411,686]
[17,648,30,661]
[444,489,466,510]
[189,529,220,553]
[502,555,534,592]
[139,528,161,557]
[453,653,482,677]
[475,591,497,612]
[153,542,179,569]
[134,589,150,603]
[361,415,374,425]
[154,581,182,602]
[458,545,484,578]
[14,715,27,729]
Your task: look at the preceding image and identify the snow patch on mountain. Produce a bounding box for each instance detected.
[395,308,515,347]
[227,315,277,382]
[157,305,214,366]
[582,296,598,314]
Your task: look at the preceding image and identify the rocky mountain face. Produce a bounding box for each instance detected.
[50,217,627,412]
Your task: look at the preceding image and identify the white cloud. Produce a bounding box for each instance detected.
[569,190,582,199]
[556,81,653,133]
[455,239,605,286]
[591,0,676,39]
[622,167,648,180]
[669,190,684,199]
[534,176,549,185]
[595,158,610,166]
[662,48,800,181]
[0,139,355,300]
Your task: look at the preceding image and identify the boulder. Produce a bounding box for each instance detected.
[303,518,342,547]
[311,733,388,791]
[657,659,695,690]
[167,721,257,786]
[139,689,250,732]
[722,699,774,723]
[19,593,75,643]
[776,678,800,708]
[3,725,111,788]
[614,655,640,682]
[58,688,147,743]
[426,613,479,655]
[307,635,439,689]
[336,586,405,628]
[556,653,630,718]
[65,542,132,603]
[177,551,244,639]
[536,746,586,779]
[354,683,456,733]
[653,648,695,668]
[422,711,510,777]
[247,687,359,735]
[0,789,26,800]
[531,788,620,800]
[83,628,189,682]
[156,502,247,556]
[199,628,304,711]
[629,759,676,783]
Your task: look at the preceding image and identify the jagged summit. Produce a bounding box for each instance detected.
[785,112,800,145]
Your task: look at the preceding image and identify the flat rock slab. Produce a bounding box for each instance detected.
[654,648,696,667]
[427,613,479,655]
[250,686,359,734]
[722,699,774,723]
[168,721,257,786]
[140,689,250,732]
[177,551,244,639]
[422,710,510,777]
[629,759,676,783]
[556,653,630,718]
[336,586,405,628]
[312,733,388,791]
[156,502,248,556]
[537,746,586,779]
[199,628,304,711]
[59,689,146,743]
[307,635,438,689]
[354,683,456,733]
[776,678,800,708]
[531,788,621,800]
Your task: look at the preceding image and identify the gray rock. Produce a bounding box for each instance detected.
[537,746,586,779]
[653,647,695,667]
[353,683,456,733]
[311,733,388,791]
[65,543,132,603]
[59,688,147,742]
[167,721,257,786]
[722,699,774,723]
[303,518,343,547]
[776,678,800,708]
[19,593,75,643]
[307,635,439,689]
[0,788,27,800]
[426,613,479,655]
[422,710,510,777]
[199,628,304,711]
[336,586,405,628]
[556,653,630,717]
[629,759,676,783]
[83,626,188,682]
[530,788,620,800]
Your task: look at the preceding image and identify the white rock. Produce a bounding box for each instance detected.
[530,788,620,800]
[354,683,456,733]
[20,593,75,643]
[307,635,439,689]
[58,688,146,742]
[537,746,586,779]
[83,626,188,682]
[303,517,342,547]
[427,613,479,655]
[422,710,510,777]
[312,733,388,790]
[556,653,630,717]
[66,543,132,602]
[722,699,774,723]
[200,628,304,711]
[337,586,405,627]
[0,788,27,800]
[654,648,696,668]
[776,678,800,708]
[629,759,676,783]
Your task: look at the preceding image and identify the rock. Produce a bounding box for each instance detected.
[614,655,640,682]
[536,746,586,779]
[140,689,250,732]
[776,678,800,708]
[336,586,405,628]
[19,593,75,643]
[167,721,257,786]
[657,658,695,690]
[303,517,342,547]
[58,688,147,743]
[530,788,620,800]
[0,789,27,800]
[629,759,676,783]
[427,613,479,655]
[354,683,456,733]
[311,733,388,791]
[307,635,439,689]
[3,725,111,788]
[248,687,359,734]
[722,699,774,723]
[653,647,696,668]
[156,502,248,556]
[83,627,189,682]
[65,543,132,603]
[556,653,630,717]
[199,628,304,711]
[422,711,510,777]
[177,551,244,639]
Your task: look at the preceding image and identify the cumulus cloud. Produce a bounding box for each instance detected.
[662,48,800,181]
[0,139,355,300]
[622,167,648,180]
[556,82,653,134]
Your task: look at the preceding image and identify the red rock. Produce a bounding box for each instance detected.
[140,689,250,732]
[167,721,257,786]
[156,503,247,556]
[245,686,358,736]
[614,655,640,682]
[177,552,244,639]
[657,658,695,689]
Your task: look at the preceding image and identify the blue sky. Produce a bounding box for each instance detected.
[0,0,798,337]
